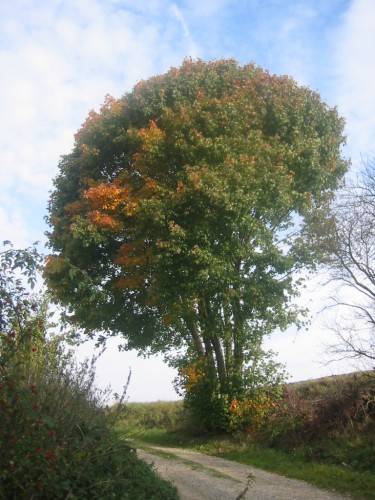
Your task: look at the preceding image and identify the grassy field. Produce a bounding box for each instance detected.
[116,372,375,499]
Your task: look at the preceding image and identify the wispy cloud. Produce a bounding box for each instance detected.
[181,0,231,18]
[171,4,190,38]
[332,0,375,158]
[0,0,196,246]
[170,4,199,57]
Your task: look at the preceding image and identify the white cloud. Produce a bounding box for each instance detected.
[0,0,195,240]
[333,0,375,158]
[265,271,357,382]
[268,4,324,86]
[0,207,33,249]
[170,4,199,58]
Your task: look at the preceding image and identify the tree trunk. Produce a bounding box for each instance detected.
[211,334,227,384]
[223,300,233,374]
[198,295,227,384]
[184,314,205,357]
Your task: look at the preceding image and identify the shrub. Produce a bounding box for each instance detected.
[178,359,229,433]
[261,373,375,471]
[177,353,285,434]
[0,242,179,499]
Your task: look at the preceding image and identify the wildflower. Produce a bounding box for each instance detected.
[30,384,37,393]
[34,404,39,412]
[46,450,53,459]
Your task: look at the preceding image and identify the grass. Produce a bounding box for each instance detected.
[217,443,374,499]
[116,372,375,499]
[134,429,375,499]
[114,400,186,437]
[135,442,242,482]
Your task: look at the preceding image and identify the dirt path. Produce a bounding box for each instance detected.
[136,443,349,500]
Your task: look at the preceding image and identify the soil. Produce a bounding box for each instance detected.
[136,443,350,500]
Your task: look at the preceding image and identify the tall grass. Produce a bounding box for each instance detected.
[115,400,186,437]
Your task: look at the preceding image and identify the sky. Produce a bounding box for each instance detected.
[1,0,375,402]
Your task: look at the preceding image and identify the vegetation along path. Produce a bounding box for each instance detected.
[135,443,348,500]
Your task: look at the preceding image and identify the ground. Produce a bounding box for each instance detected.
[136,443,349,500]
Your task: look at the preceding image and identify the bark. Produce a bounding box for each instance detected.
[198,295,227,383]
[223,301,233,372]
[232,295,245,374]
[184,314,205,357]
[231,259,245,374]
[211,334,227,383]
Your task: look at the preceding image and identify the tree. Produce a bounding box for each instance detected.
[314,160,375,370]
[0,241,42,334]
[45,59,348,411]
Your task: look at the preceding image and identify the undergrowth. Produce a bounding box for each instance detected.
[0,243,179,499]
[116,372,375,499]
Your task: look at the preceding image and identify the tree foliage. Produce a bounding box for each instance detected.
[45,59,348,409]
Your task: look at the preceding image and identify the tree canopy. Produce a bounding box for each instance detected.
[46,59,348,398]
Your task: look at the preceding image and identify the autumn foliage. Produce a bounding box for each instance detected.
[46,59,348,430]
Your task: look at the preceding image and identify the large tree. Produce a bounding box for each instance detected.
[46,59,348,398]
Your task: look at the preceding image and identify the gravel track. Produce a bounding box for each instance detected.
[136,444,350,500]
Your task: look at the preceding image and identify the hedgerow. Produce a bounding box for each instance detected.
[0,242,178,499]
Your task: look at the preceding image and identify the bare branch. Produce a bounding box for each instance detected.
[322,158,375,367]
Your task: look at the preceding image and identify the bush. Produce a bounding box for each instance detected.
[261,373,375,471]
[178,359,230,433]
[177,352,286,435]
[0,243,179,499]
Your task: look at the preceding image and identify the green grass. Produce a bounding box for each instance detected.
[218,444,375,499]
[134,429,375,499]
[126,428,195,447]
[114,400,186,437]
[135,442,242,482]
[114,373,375,499]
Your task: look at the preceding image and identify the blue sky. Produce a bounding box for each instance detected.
[1,0,375,401]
